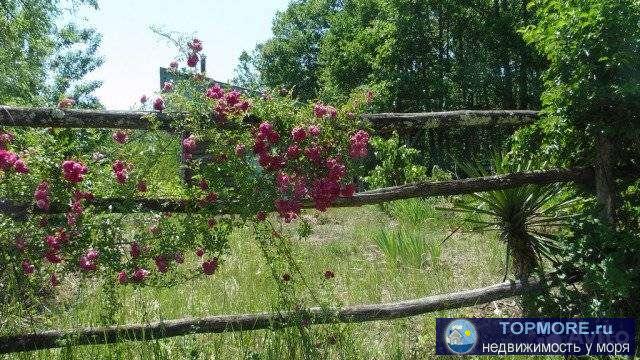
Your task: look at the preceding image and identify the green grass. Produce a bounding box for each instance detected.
[1,198,562,359]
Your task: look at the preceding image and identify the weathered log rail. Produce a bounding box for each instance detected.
[0,166,593,217]
[0,106,538,131]
[0,274,575,354]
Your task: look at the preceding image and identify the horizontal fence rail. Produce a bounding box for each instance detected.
[0,274,577,354]
[0,106,538,131]
[0,167,593,217]
[362,110,538,132]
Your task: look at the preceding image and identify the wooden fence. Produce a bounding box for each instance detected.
[0,105,623,353]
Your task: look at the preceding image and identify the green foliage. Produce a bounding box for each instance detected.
[364,132,428,188]
[237,0,545,112]
[234,0,339,101]
[0,0,102,107]
[512,0,640,165]
[514,0,640,323]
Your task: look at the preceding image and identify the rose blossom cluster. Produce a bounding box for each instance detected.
[313,103,338,119]
[249,118,366,222]
[112,160,130,184]
[0,131,28,174]
[43,229,70,265]
[182,134,197,160]
[34,181,51,210]
[112,130,128,144]
[186,38,203,67]
[62,160,88,183]
[67,190,93,226]
[0,149,28,173]
[0,130,14,149]
[205,84,251,120]
[349,130,370,158]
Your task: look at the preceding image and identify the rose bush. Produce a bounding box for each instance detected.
[0,39,371,298]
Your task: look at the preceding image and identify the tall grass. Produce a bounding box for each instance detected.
[373,227,441,268]
[0,204,541,359]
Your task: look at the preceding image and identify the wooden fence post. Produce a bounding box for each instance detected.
[594,133,616,224]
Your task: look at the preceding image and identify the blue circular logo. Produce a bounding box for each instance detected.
[444,319,478,354]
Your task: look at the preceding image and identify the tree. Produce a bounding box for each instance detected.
[237,0,545,112]
[235,0,339,101]
[0,0,102,108]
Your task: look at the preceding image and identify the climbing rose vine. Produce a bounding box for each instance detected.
[0,39,371,295]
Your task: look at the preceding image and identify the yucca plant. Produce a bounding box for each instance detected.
[451,154,577,280]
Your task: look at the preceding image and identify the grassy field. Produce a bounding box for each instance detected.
[2,198,561,359]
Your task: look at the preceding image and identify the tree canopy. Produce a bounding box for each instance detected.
[0,0,103,108]
[235,0,546,112]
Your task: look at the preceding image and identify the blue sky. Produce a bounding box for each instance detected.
[79,0,291,110]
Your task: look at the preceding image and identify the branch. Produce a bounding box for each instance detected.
[0,106,537,131]
[0,274,575,354]
[0,167,593,217]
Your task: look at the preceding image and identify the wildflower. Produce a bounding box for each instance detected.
[196,248,205,257]
[307,125,321,137]
[78,255,97,271]
[0,131,14,148]
[85,249,99,261]
[140,94,148,103]
[169,60,178,69]
[201,191,218,205]
[313,103,327,118]
[182,134,197,154]
[282,273,291,282]
[15,237,27,252]
[275,198,301,223]
[324,270,335,279]
[304,146,322,165]
[286,144,301,160]
[112,160,129,184]
[44,250,62,263]
[256,211,266,222]
[0,149,17,171]
[340,183,356,197]
[13,159,28,173]
[198,178,209,190]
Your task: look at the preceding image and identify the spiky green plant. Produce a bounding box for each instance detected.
[452,155,577,280]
